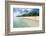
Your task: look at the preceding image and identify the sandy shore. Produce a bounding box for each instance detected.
[20,16,39,22]
[14,16,39,28]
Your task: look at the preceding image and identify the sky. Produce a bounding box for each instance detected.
[13,8,39,16]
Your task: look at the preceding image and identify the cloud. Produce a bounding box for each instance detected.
[13,8,39,16]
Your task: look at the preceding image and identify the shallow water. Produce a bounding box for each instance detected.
[13,17,39,28]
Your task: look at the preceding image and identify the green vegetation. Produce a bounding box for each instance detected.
[16,12,39,17]
[16,9,39,17]
[22,12,39,16]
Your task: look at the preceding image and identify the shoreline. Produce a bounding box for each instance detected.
[16,16,39,22]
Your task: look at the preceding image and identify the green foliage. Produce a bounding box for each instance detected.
[21,12,39,16]
[17,10,39,17]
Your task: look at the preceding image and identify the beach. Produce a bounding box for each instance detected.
[13,16,39,28]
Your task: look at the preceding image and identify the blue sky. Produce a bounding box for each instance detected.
[13,8,32,12]
[13,8,39,16]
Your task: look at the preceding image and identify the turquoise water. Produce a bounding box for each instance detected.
[13,17,39,28]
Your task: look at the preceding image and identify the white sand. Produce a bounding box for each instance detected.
[21,16,39,22]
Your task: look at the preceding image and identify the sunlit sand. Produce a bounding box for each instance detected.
[13,16,39,28]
